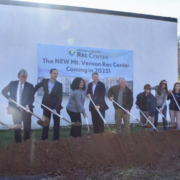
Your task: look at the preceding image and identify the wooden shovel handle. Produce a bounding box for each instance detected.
[62,117,71,125]
[0,121,9,128]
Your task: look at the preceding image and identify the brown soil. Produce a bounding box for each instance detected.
[0,130,180,179]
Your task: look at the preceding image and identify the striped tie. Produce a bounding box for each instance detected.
[19,83,23,111]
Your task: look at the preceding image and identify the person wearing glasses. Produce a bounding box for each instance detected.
[168,83,180,130]
[151,80,169,131]
[136,84,157,131]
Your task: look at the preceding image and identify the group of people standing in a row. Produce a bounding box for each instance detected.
[1,68,180,143]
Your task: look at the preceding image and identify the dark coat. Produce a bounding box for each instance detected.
[34,78,63,111]
[108,85,133,112]
[87,81,108,111]
[2,80,34,114]
[167,91,180,111]
[136,92,157,117]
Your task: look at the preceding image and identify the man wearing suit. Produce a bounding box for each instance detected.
[2,69,34,143]
[34,69,63,140]
[87,72,108,133]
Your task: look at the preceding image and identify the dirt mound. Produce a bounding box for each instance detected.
[0,130,180,179]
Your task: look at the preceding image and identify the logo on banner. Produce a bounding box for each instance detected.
[68,48,76,56]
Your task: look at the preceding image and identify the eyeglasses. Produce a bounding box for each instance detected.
[146,88,151,90]
[162,83,167,85]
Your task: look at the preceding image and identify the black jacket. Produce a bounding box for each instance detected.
[136,92,157,117]
[87,81,108,111]
[34,78,63,111]
[167,91,180,111]
[2,80,34,114]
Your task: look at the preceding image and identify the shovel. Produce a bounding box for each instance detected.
[0,93,47,127]
[138,109,158,131]
[85,117,94,136]
[11,100,49,127]
[89,97,111,132]
[11,100,50,127]
[0,121,22,130]
[112,100,146,127]
[34,100,81,126]
[156,107,175,128]
[85,117,90,133]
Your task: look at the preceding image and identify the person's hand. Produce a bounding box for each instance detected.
[136,106,139,109]
[25,105,30,112]
[87,94,91,98]
[160,109,163,114]
[52,109,57,115]
[109,97,113,101]
[169,89,172,93]
[95,106,100,110]
[83,114,87,118]
[148,116,152,120]
[9,98,14,102]
[126,110,130,113]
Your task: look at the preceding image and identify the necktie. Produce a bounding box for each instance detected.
[19,83,23,111]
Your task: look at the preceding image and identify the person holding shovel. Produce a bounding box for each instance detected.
[136,84,157,131]
[151,80,169,131]
[66,77,87,138]
[34,69,63,141]
[1,69,34,143]
[108,78,133,133]
[168,82,180,130]
[87,72,108,134]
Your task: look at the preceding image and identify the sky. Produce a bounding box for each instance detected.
[14,0,180,35]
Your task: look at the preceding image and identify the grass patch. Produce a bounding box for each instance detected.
[0,122,164,148]
[122,167,138,179]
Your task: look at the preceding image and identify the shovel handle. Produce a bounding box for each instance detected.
[112,100,140,124]
[28,111,42,121]
[85,117,90,132]
[156,107,169,124]
[139,109,158,132]
[12,100,42,121]
[171,93,180,110]
[0,121,9,128]
[62,117,71,125]
[89,97,111,132]
[34,100,70,122]
[135,118,141,123]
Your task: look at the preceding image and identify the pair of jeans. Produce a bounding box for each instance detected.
[154,105,167,131]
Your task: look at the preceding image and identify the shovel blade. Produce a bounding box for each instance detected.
[9,124,22,130]
[37,115,50,127]
[86,132,93,135]
[141,123,153,128]
[168,125,176,129]
[70,121,82,126]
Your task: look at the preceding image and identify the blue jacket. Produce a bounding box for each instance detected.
[136,92,157,117]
